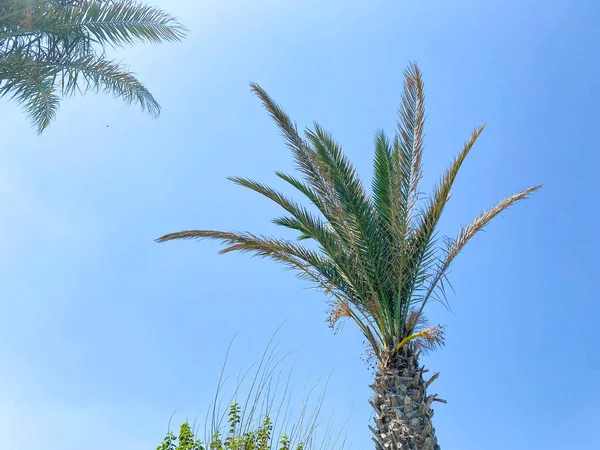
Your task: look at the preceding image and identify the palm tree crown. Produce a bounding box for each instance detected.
[0,0,186,132]
[157,63,540,362]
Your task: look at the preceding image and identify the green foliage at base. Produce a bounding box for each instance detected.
[158,402,303,450]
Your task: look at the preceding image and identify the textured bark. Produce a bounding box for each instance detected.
[370,347,442,450]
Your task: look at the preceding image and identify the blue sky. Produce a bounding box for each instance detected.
[1,0,599,448]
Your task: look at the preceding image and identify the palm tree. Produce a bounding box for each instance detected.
[0,0,186,133]
[157,64,540,450]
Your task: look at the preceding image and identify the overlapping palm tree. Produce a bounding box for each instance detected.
[0,0,186,132]
[157,64,540,450]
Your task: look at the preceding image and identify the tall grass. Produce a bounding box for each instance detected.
[158,331,349,450]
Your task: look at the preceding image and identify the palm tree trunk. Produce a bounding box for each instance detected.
[370,346,442,450]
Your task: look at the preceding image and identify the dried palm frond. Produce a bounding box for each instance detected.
[405,309,428,335]
[412,184,542,320]
[411,326,445,354]
[327,299,352,331]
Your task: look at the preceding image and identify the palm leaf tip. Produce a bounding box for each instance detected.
[450,183,542,257]
[69,56,162,117]
[155,230,203,243]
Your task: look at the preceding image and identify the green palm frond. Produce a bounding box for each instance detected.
[0,0,186,132]
[158,64,540,359]
[249,83,340,214]
[0,0,185,45]
[387,63,427,338]
[401,125,486,313]
[7,75,60,132]
[227,176,336,246]
[60,54,160,115]
[372,129,394,230]
[41,0,187,47]
[0,51,159,131]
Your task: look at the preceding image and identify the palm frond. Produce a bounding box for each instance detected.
[12,77,59,133]
[306,124,396,343]
[0,0,184,132]
[0,0,186,46]
[227,176,337,248]
[156,229,372,318]
[52,0,187,47]
[250,83,341,216]
[249,83,316,184]
[0,52,60,132]
[1,51,160,130]
[275,171,322,206]
[419,124,485,237]
[371,129,394,229]
[412,184,542,320]
[225,176,374,302]
[60,54,160,115]
[156,230,321,276]
[382,63,427,339]
[402,125,485,309]
[445,185,541,270]
[395,61,425,216]
[305,124,378,257]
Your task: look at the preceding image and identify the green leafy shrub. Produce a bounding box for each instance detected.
[157,403,304,450]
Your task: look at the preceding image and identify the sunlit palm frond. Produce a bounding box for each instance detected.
[0,51,159,131]
[275,171,321,206]
[5,76,59,132]
[51,0,186,47]
[0,0,186,47]
[156,229,323,277]
[417,125,485,241]
[55,53,159,114]
[60,54,160,115]
[305,124,380,262]
[401,125,486,309]
[227,176,337,247]
[306,124,397,341]
[249,83,342,217]
[369,64,427,341]
[394,62,425,218]
[0,0,185,132]
[372,129,394,230]
[156,229,365,310]
[446,185,542,264]
[249,83,318,183]
[411,184,542,321]
[0,52,60,131]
